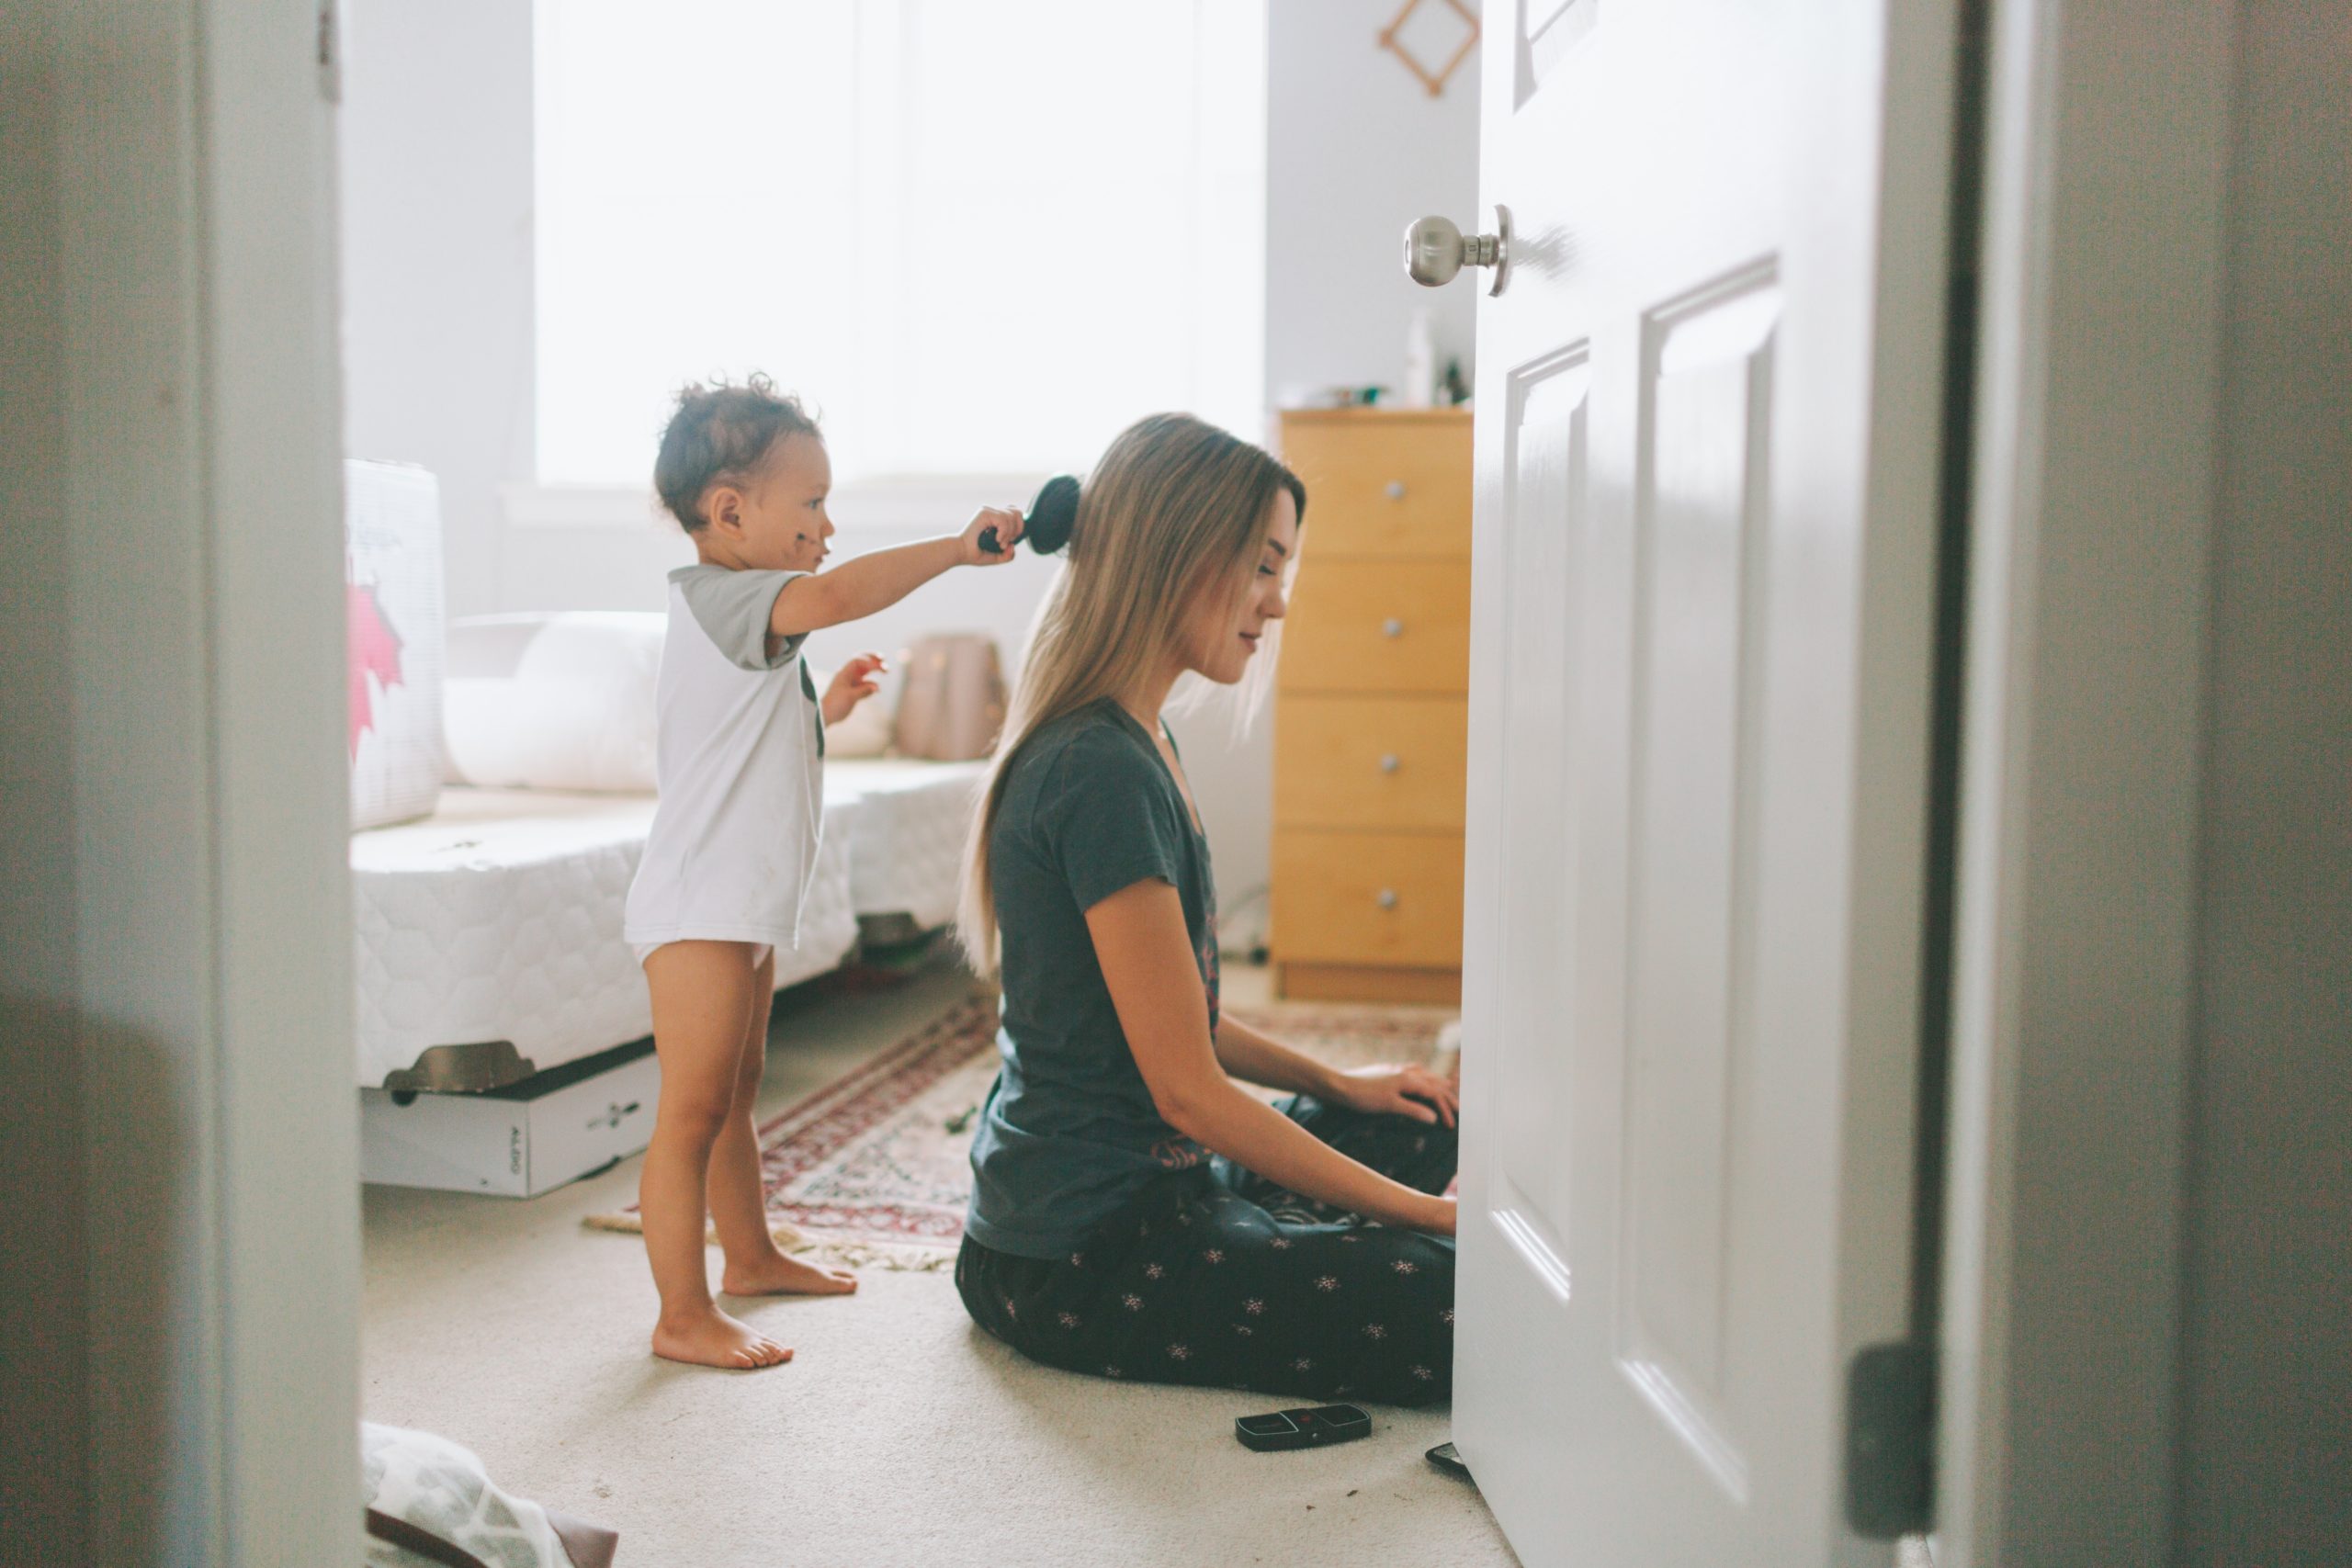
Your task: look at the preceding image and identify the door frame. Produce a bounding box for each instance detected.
[1936,0,2234,1561]
[25,2,359,1562]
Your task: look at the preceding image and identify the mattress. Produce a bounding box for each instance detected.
[821,759,987,931]
[351,787,862,1089]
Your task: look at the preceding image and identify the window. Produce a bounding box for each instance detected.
[534,0,1268,486]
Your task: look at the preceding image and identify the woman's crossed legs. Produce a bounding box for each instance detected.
[957,1096,1457,1406]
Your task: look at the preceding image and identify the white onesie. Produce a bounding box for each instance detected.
[623,564,826,964]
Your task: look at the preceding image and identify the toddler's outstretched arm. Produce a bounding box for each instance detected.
[770,507,1023,637]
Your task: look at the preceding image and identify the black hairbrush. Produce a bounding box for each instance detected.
[980,474,1080,557]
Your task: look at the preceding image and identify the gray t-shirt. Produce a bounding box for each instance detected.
[625,564,827,954]
[964,700,1221,1259]
[670,563,824,753]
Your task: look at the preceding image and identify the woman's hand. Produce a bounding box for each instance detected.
[1330,1063,1459,1128]
[820,653,887,725]
[960,505,1024,566]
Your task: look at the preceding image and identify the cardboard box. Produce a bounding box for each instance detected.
[360,1037,660,1197]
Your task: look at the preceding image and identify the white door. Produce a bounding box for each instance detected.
[1447,0,1960,1561]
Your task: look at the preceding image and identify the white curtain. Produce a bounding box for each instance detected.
[535,0,1268,485]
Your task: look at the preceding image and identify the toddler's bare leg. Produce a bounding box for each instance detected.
[640,941,792,1369]
[712,947,857,1298]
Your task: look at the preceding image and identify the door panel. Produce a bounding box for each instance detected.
[1452,0,1958,1561]
[1515,0,1600,106]
[1487,350,1591,1304]
[1617,271,1780,1497]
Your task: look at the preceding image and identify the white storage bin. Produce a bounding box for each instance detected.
[360,1039,661,1197]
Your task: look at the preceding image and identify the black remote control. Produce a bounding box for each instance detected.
[1235,1403,1373,1452]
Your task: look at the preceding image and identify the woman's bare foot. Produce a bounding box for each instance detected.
[720,1248,860,1298]
[651,1304,793,1370]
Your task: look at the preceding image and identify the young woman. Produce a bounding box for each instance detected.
[955,413,1460,1407]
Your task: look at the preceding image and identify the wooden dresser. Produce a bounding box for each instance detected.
[1270,408,1471,1005]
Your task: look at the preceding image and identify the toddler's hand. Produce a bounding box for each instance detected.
[822,653,887,726]
[961,505,1023,566]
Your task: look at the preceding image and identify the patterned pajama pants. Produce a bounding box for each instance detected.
[956,1096,1458,1408]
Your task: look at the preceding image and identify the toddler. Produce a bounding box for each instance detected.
[623,375,1023,1369]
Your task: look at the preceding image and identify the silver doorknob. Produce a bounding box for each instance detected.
[1405,206,1512,295]
[1376,889,1400,910]
[1378,753,1401,773]
[1382,617,1405,638]
[1385,480,1408,500]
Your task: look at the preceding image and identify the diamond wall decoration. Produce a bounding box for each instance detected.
[1379,0,1481,99]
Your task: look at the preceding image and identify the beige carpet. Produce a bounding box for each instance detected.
[363,962,1519,1567]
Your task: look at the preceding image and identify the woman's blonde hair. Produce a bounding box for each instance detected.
[956,412,1306,975]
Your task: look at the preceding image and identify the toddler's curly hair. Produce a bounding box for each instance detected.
[652,373,821,532]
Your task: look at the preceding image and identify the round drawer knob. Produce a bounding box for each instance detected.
[1376,888,1400,910]
[1378,753,1401,773]
[1382,617,1405,638]
[1385,480,1408,500]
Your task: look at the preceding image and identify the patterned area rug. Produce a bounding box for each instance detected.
[585,991,1453,1271]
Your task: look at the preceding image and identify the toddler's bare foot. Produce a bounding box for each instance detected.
[651,1305,793,1370]
[721,1249,859,1298]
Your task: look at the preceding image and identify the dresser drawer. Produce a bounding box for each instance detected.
[1271,830,1464,969]
[1275,695,1467,832]
[1279,559,1471,694]
[1282,415,1473,559]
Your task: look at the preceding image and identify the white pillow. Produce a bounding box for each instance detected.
[347,461,446,829]
[444,613,664,793]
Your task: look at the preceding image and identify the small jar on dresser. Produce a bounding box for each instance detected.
[1270,407,1472,1005]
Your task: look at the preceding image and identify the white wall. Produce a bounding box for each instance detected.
[334,2,1481,951]
[1264,0,1483,412]
[339,0,536,620]
[1190,0,1483,946]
